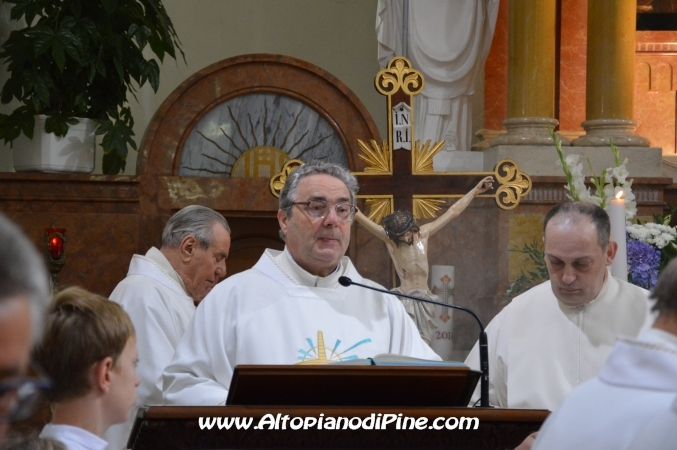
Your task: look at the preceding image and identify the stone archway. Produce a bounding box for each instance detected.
[135,54,381,277]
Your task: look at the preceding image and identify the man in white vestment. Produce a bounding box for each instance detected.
[627,397,677,450]
[533,257,677,450]
[104,206,231,450]
[465,202,653,411]
[163,161,440,406]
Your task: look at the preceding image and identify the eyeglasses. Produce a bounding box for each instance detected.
[0,377,51,424]
[291,200,357,222]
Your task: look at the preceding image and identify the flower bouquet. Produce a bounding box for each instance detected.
[626,220,677,289]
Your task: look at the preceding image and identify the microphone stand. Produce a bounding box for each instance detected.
[338,276,491,408]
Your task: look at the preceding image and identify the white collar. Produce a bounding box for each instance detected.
[599,328,677,392]
[267,248,347,288]
[40,423,108,450]
[145,247,188,293]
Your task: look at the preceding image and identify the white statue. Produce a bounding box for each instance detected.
[376,0,499,167]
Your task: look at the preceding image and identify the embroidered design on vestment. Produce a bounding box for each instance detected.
[297,330,372,365]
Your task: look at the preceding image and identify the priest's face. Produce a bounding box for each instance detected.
[278,174,352,277]
[544,217,616,307]
[180,223,231,303]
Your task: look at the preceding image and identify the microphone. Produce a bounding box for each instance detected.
[338,275,491,408]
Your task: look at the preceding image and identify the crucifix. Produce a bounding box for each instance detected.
[352,56,531,223]
[352,56,531,344]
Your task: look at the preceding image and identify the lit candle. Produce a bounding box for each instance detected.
[609,192,628,280]
[44,228,66,261]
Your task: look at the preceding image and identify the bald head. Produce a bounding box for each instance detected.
[543,202,616,307]
[544,202,610,250]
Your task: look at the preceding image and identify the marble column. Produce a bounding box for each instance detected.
[572,0,649,147]
[492,0,567,147]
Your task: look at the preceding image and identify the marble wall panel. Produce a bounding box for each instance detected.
[508,214,544,281]
[484,0,509,131]
[635,53,677,154]
[4,212,139,297]
[0,174,141,297]
[636,31,677,52]
[654,62,673,91]
[637,61,651,91]
[635,89,676,153]
[559,0,587,132]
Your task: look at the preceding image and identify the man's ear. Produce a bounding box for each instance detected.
[92,357,115,394]
[180,235,197,263]
[278,209,288,235]
[605,241,618,266]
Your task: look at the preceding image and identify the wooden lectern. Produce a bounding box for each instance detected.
[129,365,549,449]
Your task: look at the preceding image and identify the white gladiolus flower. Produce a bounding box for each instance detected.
[564,154,580,166]
[603,184,615,201]
[611,163,630,185]
[569,163,584,179]
[558,142,639,221]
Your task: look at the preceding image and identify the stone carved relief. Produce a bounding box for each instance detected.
[178,93,348,178]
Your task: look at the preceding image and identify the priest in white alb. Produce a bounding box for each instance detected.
[533,257,677,450]
[163,161,440,406]
[465,202,653,410]
[627,397,677,450]
[104,205,231,450]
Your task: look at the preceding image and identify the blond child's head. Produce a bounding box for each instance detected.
[34,287,139,426]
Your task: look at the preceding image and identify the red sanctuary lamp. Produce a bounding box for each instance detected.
[44,228,66,292]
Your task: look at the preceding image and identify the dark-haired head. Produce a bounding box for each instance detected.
[382,211,420,245]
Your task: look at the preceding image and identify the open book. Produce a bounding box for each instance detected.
[330,353,466,367]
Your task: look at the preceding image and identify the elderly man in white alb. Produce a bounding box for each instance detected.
[104,205,231,450]
[465,202,653,411]
[163,161,440,406]
[533,257,677,450]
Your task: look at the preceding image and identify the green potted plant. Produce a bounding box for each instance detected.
[0,0,184,174]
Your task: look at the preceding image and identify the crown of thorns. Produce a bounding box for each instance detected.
[382,211,419,241]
